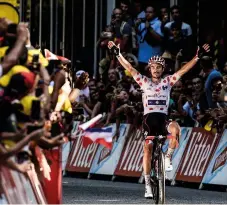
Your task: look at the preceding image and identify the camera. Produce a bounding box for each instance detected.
[2,23,18,47]
[140,18,147,23]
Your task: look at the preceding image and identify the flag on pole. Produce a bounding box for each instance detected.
[44,49,71,63]
[82,127,113,150]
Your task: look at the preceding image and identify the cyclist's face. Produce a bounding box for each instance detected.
[149,63,164,78]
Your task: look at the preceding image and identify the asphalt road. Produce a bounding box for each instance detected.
[63,177,227,204]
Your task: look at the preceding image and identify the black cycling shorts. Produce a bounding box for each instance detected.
[142,112,168,139]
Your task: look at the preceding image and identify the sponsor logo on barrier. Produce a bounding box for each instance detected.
[176,128,220,182]
[212,147,227,173]
[97,147,111,165]
[114,129,144,177]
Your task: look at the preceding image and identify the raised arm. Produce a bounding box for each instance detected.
[176,44,210,78]
[108,41,139,77]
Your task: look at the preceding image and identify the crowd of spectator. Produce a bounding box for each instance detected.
[73,0,227,138]
[1,0,227,184]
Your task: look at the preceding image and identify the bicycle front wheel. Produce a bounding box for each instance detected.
[158,152,165,204]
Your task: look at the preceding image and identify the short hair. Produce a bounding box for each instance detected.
[170,5,180,13]
[120,0,130,6]
[192,76,203,82]
[200,56,213,70]
[170,22,182,30]
[113,7,122,13]
[146,5,157,13]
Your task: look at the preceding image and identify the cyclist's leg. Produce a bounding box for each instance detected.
[142,114,154,198]
[167,121,180,149]
[143,142,152,176]
[165,121,181,171]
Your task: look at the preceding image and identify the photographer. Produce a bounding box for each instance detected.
[177,89,201,127]
[135,5,163,75]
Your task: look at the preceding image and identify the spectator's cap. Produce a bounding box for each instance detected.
[76,70,85,77]
[7,71,36,97]
[125,53,139,68]
[162,51,173,61]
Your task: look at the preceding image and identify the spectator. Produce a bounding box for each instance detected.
[135,5,163,75]
[75,70,90,102]
[120,0,133,26]
[132,0,145,21]
[165,5,192,39]
[111,8,132,52]
[159,7,169,36]
[165,22,188,59]
[200,56,222,108]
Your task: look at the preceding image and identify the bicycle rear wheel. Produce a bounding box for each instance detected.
[158,152,165,204]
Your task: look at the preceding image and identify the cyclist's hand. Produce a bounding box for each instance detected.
[108,41,120,56]
[197,44,210,59]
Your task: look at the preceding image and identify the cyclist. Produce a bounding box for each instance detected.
[108,41,209,198]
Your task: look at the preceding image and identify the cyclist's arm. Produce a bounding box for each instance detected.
[175,56,199,78]
[116,53,139,77]
[176,44,210,77]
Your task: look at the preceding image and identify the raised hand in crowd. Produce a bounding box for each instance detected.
[16,161,33,174]
[1,20,29,76]
[74,72,89,90]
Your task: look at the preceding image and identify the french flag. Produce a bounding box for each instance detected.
[82,127,113,150]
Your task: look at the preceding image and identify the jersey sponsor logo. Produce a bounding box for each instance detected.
[162,85,168,90]
[147,94,166,98]
[148,100,166,105]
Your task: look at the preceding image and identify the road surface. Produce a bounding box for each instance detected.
[63,177,227,204]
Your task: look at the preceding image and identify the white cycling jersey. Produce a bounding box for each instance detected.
[133,72,181,115]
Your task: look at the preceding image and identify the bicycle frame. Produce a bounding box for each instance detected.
[150,135,166,204]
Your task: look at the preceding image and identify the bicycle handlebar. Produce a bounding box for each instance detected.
[146,135,174,140]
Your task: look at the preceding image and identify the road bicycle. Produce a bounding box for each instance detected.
[148,135,169,204]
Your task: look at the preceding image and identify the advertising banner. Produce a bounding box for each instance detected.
[114,128,144,177]
[175,128,220,183]
[66,121,99,173]
[89,124,129,175]
[0,166,38,204]
[62,142,71,174]
[202,129,227,185]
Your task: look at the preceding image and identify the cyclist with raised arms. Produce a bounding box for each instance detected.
[108,41,210,198]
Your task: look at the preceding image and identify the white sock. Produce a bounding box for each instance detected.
[144,174,150,186]
[166,148,174,158]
